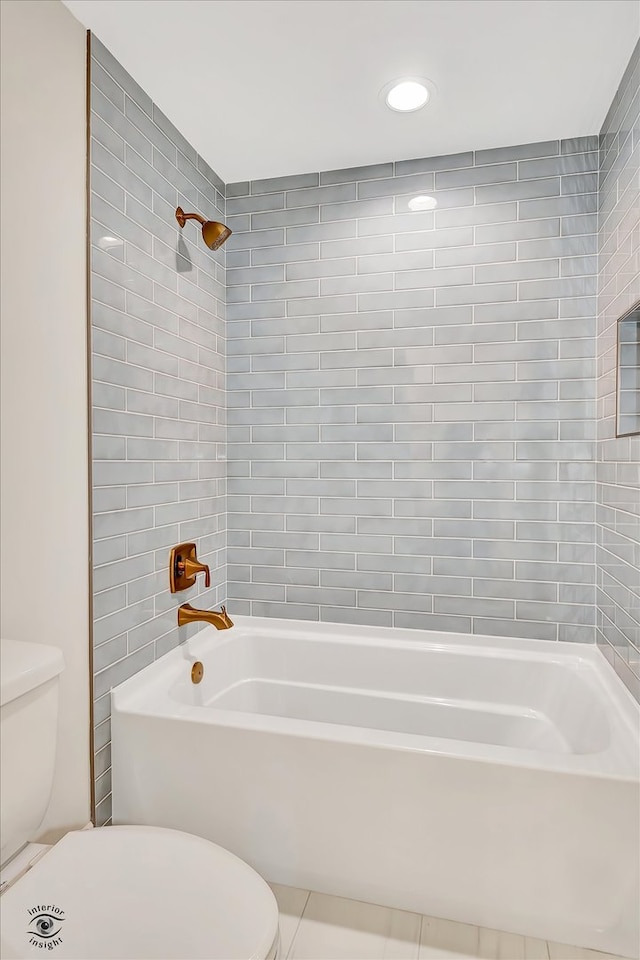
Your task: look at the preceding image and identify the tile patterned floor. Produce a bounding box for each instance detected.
[269,883,634,960]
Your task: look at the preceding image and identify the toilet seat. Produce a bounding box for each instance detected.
[0,825,280,959]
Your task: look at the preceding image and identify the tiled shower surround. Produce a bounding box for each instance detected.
[89,35,639,822]
[596,40,640,697]
[225,142,600,640]
[89,37,227,825]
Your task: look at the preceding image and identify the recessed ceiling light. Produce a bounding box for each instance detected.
[384,78,430,113]
[408,195,438,211]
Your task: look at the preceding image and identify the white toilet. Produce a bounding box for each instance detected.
[0,638,280,959]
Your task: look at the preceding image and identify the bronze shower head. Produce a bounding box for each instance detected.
[175,206,232,251]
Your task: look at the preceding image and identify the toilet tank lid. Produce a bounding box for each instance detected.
[0,639,65,706]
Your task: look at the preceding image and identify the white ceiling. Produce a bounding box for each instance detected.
[63,0,639,184]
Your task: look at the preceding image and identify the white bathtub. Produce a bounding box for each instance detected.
[111,616,640,957]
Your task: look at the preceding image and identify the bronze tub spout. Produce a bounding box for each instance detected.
[177,603,233,630]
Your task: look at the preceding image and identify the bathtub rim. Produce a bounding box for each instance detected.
[111,615,640,782]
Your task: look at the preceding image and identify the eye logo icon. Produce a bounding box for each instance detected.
[27,905,65,949]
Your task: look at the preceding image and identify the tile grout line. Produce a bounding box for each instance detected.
[285,889,311,959]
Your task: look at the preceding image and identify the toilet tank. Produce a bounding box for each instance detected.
[0,638,65,866]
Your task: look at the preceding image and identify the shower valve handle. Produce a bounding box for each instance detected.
[178,557,211,588]
[169,542,211,592]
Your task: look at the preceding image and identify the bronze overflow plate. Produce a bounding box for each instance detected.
[191,661,204,684]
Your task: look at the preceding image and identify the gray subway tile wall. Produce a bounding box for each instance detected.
[596,40,640,700]
[90,36,227,825]
[225,140,601,641]
[89,35,640,820]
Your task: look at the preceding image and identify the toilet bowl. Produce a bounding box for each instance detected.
[0,638,280,959]
[0,825,280,960]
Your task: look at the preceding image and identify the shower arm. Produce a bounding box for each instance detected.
[175,208,205,228]
[174,205,231,251]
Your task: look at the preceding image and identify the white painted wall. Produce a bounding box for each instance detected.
[0,0,91,838]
